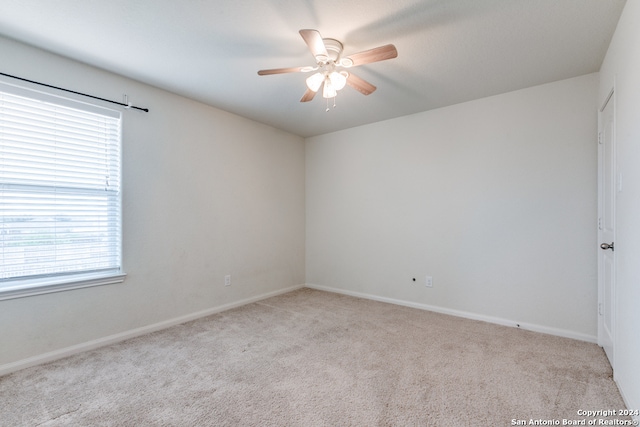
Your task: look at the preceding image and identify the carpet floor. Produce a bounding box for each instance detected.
[0,288,628,426]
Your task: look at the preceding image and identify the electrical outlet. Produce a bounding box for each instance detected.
[425,276,433,287]
[224,274,231,286]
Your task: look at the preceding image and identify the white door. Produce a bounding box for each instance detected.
[598,91,615,368]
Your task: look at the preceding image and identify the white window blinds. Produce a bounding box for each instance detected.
[0,82,122,285]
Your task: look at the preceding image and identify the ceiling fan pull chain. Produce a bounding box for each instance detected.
[325,96,338,112]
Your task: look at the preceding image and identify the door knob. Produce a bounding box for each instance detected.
[600,242,614,251]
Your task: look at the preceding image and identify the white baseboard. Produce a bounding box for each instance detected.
[305,283,598,344]
[0,284,305,377]
[617,381,640,421]
[0,283,598,377]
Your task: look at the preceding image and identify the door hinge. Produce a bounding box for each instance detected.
[598,302,603,316]
[598,217,603,230]
[598,132,603,144]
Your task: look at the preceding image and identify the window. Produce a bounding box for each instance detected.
[0,81,125,300]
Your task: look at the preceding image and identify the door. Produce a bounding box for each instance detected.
[598,90,615,368]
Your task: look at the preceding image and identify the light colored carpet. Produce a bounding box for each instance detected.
[0,288,628,426]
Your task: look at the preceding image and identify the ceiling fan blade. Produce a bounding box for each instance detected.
[299,29,328,59]
[300,88,317,102]
[346,73,377,95]
[258,66,313,76]
[343,44,398,67]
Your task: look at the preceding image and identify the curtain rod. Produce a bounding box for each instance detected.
[0,71,149,113]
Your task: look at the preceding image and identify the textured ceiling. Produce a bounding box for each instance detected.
[0,0,627,137]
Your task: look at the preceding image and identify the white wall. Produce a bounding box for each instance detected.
[307,73,598,340]
[0,36,305,367]
[598,0,640,412]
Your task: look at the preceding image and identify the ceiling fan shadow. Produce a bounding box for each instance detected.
[345,0,499,45]
[353,67,435,106]
[260,0,321,37]
[206,33,307,59]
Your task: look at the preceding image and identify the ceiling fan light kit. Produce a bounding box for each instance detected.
[258,29,397,110]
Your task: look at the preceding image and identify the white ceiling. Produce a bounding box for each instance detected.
[0,0,626,138]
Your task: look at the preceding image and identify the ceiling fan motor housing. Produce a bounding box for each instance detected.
[319,38,343,63]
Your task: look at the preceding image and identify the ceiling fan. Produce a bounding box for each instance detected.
[258,29,398,104]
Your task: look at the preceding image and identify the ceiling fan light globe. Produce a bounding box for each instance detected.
[329,71,347,90]
[306,72,324,92]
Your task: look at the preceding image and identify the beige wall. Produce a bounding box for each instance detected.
[0,36,306,367]
[306,73,598,340]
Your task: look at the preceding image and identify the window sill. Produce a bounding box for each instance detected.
[0,272,126,301]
